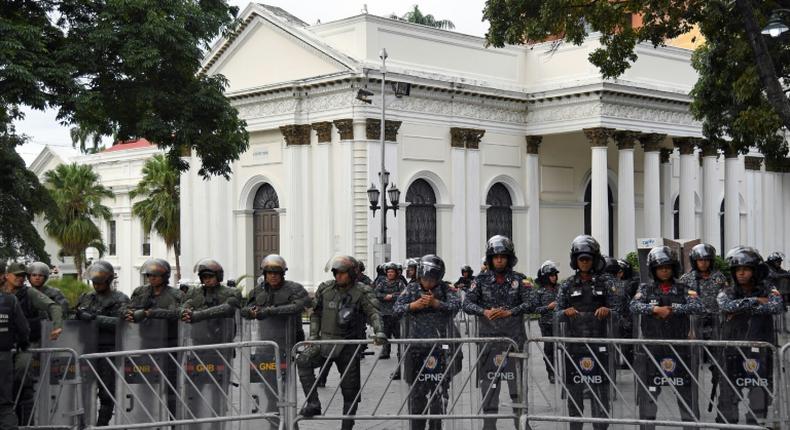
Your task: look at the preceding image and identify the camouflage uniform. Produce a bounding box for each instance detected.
[534,282,558,380]
[241,280,308,342]
[34,285,69,315]
[125,285,185,321]
[374,278,405,358]
[180,283,241,321]
[679,270,728,339]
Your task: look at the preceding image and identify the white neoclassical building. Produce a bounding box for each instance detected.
[109,4,787,290]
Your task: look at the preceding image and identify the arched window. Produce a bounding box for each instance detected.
[406,179,437,258]
[584,181,614,254]
[486,183,513,240]
[253,184,280,272]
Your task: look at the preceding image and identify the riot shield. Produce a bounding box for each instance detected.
[37,320,98,428]
[115,319,171,426]
[240,315,296,430]
[178,318,236,430]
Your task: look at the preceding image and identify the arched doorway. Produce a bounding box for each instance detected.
[253,183,280,273]
[584,182,614,255]
[406,179,437,258]
[486,183,513,240]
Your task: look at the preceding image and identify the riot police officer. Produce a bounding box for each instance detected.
[405,259,418,284]
[26,262,69,315]
[630,246,703,429]
[4,262,64,426]
[716,247,783,425]
[394,254,461,430]
[534,260,560,383]
[374,262,405,360]
[555,235,616,430]
[357,261,373,286]
[679,244,729,336]
[296,255,385,429]
[180,259,241,323]
[75,260,130,426]
[463,235,534,430]
[0,261,30,430]
[453,266,474,291]
[766,251,789,332]
[604,257,633,343]
[241,254,308,340]
[124,258,184,323]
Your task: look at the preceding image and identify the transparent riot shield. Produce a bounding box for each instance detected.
[240,315,296,430]
[115,319,171,426]
[633,312,700,427]
[37,319,98,428]
[178,318,236,430]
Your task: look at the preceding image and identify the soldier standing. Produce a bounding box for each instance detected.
[405,259,418,284]
[0,261,30,430]
[26,262,69,315]
[679,244,729,339]
[765,251,789,332]
[462,235,534,430]
[357,261,373,286]
[75,260,130,426]
[180,259,240,323]
[374,262,405,360]
[630,246,703,429]
[124,258,183,323]
[296,255,385,430]
[394,254,461,430]
[716,247,783,425]
[534,260,560,383]
[555,235,615,430]
[453,266,474,291]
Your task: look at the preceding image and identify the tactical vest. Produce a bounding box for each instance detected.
[566,277,608,338]
[403,284,453,339]
[318,284,365,339]
[721,282,776,344]
[17,288,42,343]
[0,293,16,350]
[640,283,690,340]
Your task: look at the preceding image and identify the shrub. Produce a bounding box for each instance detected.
[47,277,91,311]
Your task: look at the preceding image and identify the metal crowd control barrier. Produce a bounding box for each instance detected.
[289,337,527,429]
[525,336,784,430]
[782,343,790,430]
[78,339,284,430]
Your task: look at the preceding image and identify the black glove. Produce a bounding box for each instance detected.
[240,307,256,319]
[76,307,97,321]
[17,341,30,352]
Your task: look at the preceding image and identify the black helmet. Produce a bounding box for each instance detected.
[330,255,359,281]
[141,258,171,282]
[617,259,633,280]
[536,260,559,283]
[647,246,681,280]
[194,258,224,282]
[406,258,418,269]
[261,254,288,274]
[725,246,769,282]
[603,257,621,275]
[358,261,366,273]
[569,235,604,272]
[418,254,445,281]
[689,243,717,266]
[394,263,403,272]
[383,262,398,272]
[87,260,115,285]
[767,251,784,266]
[485,235,517,269]
[461,265,473,276]
[26,262,51,282]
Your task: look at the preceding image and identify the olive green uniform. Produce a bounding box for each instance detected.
[180,284,241,320]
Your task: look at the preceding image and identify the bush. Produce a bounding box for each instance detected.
[47,277,92,311]
[714,255,730,277]
[625,251,639,270]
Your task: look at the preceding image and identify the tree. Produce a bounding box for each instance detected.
[390,5,455,29]
[483,0,790,160]
[130,154,182,281]
[69,126,104,154]
[44,163,114,280]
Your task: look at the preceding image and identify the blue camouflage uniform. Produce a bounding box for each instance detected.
[534,282,559,380]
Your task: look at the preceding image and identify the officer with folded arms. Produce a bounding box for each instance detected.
[0,261,30,430]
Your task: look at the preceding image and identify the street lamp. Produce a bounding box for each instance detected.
[762,9,790,37]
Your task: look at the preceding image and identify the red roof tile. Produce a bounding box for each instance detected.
[103,138,154,153]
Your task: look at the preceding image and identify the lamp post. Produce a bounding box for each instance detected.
[762,9,790,37]
[366,48,402,265]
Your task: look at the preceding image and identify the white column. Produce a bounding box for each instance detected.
[640,135,664,239]
[783,171,790,259]
[773,168,786,255]
[233,209,254,291]
[763,169,777,253]
[614,132,637,257]
[675,138,697,239]
[466,146,482,265]
[526,136,541,273]
[312,122,333,287]
[584,128,612,256]
[701,146,720,247]
[743,157,763,251]
[451,146,466,276]
[724,154,740,250]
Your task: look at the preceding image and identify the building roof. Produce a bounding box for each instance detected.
[103,138,154,153]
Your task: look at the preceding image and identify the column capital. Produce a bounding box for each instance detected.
[279,124,311,146]
[365,118,402,141]
[332,119,354,140]
[744,156,763,171]
[583,127,614,147]
[613,130,640,150]
[722,143,740,159]
[672,137,698,155]
[660,148,673,163]
[450,127,486,149]
[311,121,333,143]
[697,139,719,157]
[525,135,542,154]
[638,133,667,152]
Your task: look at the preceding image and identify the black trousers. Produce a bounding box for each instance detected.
[0,352,16,430]
[297,345,361,430]
[538,323,554,378]
[381,315,400,358]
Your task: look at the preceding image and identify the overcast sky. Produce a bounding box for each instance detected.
[15,0,488,165]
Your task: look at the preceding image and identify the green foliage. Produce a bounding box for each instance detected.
[44,163,114,279]
[483,0,790,161]
[390,5,455,29]
[47,277,92,310]
[625,251,640,271]
[70,126,104,154]
[714,255,730,277]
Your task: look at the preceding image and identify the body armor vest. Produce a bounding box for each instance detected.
[17,288,42,344]
[641,283,690,340]
[566,278,608,338]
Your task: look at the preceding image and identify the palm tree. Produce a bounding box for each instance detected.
[44,163,114,279]
[390,5,455,30]
[130,154,182,281]
[69,126,104,154]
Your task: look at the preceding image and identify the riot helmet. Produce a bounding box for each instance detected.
[87,260,115,286]
[329,255,359,281]
[358,261,366,273]
[485,235,518,270]
[617,259,633,280]
[536,260,560,284]
[406,259,418,269]
[569,235,605,272]
[603,257,621,276]
[689,243,717,266]
[767,251,784,268]
[725,246,769,282]
[261,254,288,274]
[27,262,51,283]
[460,265,473,277]
[141,258,171,282]
[646,246,681,280]
[194,258,224,282]
[418,254,445,282]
